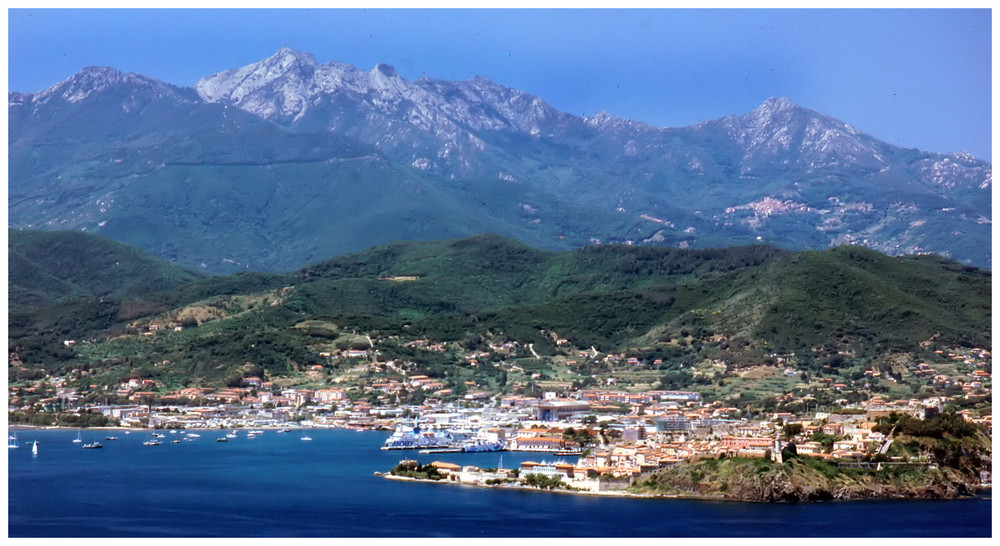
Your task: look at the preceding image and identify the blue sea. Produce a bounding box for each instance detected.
[7,428,992,537]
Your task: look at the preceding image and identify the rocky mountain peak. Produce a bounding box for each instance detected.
[739,96,810,129]
[712,95,891,172]
[583,110,651,132]
[371,63,399,78]
[271,46,319,67]
[584,110,615,125]
[8,50,993,271]
[757,96,797,113]
[195,48,326,119]
[369,62,408,96]
[32,66,172,104]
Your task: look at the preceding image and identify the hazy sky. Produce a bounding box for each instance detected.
[7,8,993,161]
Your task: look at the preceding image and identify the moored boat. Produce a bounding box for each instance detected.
[381,422,469,450]
[461,440,505,453]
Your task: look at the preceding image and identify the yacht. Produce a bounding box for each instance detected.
[8,432,19,449]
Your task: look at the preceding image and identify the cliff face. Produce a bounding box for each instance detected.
[633,457,981,503]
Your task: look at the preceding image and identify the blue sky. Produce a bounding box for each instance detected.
[7,8,993,161]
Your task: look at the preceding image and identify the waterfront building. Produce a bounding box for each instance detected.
[534,400,591,421]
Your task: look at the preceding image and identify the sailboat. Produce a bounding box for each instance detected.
[72,430,83,443]
[32,441,38,455]
[301,431,312,441]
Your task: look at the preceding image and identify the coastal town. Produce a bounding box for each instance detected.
[8,328,992,493]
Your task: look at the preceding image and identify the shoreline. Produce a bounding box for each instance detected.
[378,473,990,504]
[380,473,663,500]
[6,424,357,431]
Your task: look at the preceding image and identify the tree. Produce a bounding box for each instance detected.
[523,473,564,490]
[781,423,803,440]
[809,432,840,451]
[780,442,798,461]
[562,427,592,446]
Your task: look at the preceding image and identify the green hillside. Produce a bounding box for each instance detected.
[8,232,991,396]
[9,229,205,308]
[8,229,206,367]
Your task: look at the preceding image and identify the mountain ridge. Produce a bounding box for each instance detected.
[9,48,991,273]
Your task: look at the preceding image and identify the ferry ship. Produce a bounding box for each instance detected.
[381,424,465,450]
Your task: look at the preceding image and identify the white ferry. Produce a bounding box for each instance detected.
[381,424,464,450]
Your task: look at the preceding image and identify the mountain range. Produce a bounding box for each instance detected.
[9,47,992,273]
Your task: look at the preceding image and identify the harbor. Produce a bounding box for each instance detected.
[8,427,991,538]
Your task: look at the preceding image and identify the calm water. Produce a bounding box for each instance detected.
[7,428,991,537]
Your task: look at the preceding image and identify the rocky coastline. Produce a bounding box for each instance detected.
[630,457,986,502]
[380,459,988,503]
